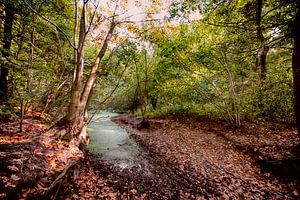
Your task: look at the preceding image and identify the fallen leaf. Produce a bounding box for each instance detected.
[8,165,18,171]
[11,174,20,181]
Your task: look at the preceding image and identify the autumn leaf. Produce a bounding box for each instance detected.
[10,174,20,181]
[8,165,18,172]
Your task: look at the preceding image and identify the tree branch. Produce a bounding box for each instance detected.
[22,0,77,50]
[88,57,129,124]
[85,1,100,35]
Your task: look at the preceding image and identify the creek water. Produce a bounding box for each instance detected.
[88,112,148,170]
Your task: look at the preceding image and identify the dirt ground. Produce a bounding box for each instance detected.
[1,114,300,199]
[61,114,300,199]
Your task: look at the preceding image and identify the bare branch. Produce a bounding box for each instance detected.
[86,1,100,35]
[22,0,77,50]
[261,3,283,19]
[100,12,126,23]
[102,41,125,68]
[238,34,288,54]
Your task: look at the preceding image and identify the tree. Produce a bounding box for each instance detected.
[292,0,300,138]
[0,2,15,103]
[54,0,117,148]
[21,0,110,147]
[254,0,269,80]
[24,0,158,148]
[169,0,300,136]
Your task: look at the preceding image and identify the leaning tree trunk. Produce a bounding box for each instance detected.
[292,1,300,139]
[0,4,14,103]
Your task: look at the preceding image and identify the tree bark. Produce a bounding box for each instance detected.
[255,0,269,80]
[64,1,117,149]
[292,1,300,138]
[65,1,88,149]
[0,4,14,103]
[259,46,269,80]
[26,13,35,93]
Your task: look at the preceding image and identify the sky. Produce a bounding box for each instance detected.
[90,0,171,42]
[89,0,201,47]
[101,0,172,22]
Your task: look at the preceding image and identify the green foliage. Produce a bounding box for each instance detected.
[240,50,294,123]
[0,0,295,126]
[0,0,74,120]
[0,105,19,121]
[91,14,294,125]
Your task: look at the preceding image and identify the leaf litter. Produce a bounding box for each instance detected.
[62,114,299,199]
[1,113,299,199]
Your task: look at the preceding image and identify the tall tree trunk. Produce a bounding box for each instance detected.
[292,1,300,138]
[0,4,14,103]
[259,46,269,80]
[255,0,269,80]
[26,13,35,93]
[66,1,88,149]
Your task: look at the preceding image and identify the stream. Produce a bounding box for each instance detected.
[86,113,211,197]
[88,112,149,170]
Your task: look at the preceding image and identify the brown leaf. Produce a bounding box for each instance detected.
[8,165,18,171]
[10,174,20,181]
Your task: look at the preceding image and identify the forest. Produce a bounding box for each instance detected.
[0,0,300,199]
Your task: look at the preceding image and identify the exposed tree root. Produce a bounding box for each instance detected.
[43,157,82,199]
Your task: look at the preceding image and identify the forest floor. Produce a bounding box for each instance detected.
[1,114,300,199]
[0,112,83,199]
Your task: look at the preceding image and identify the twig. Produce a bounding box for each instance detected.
[85,2,100,35]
